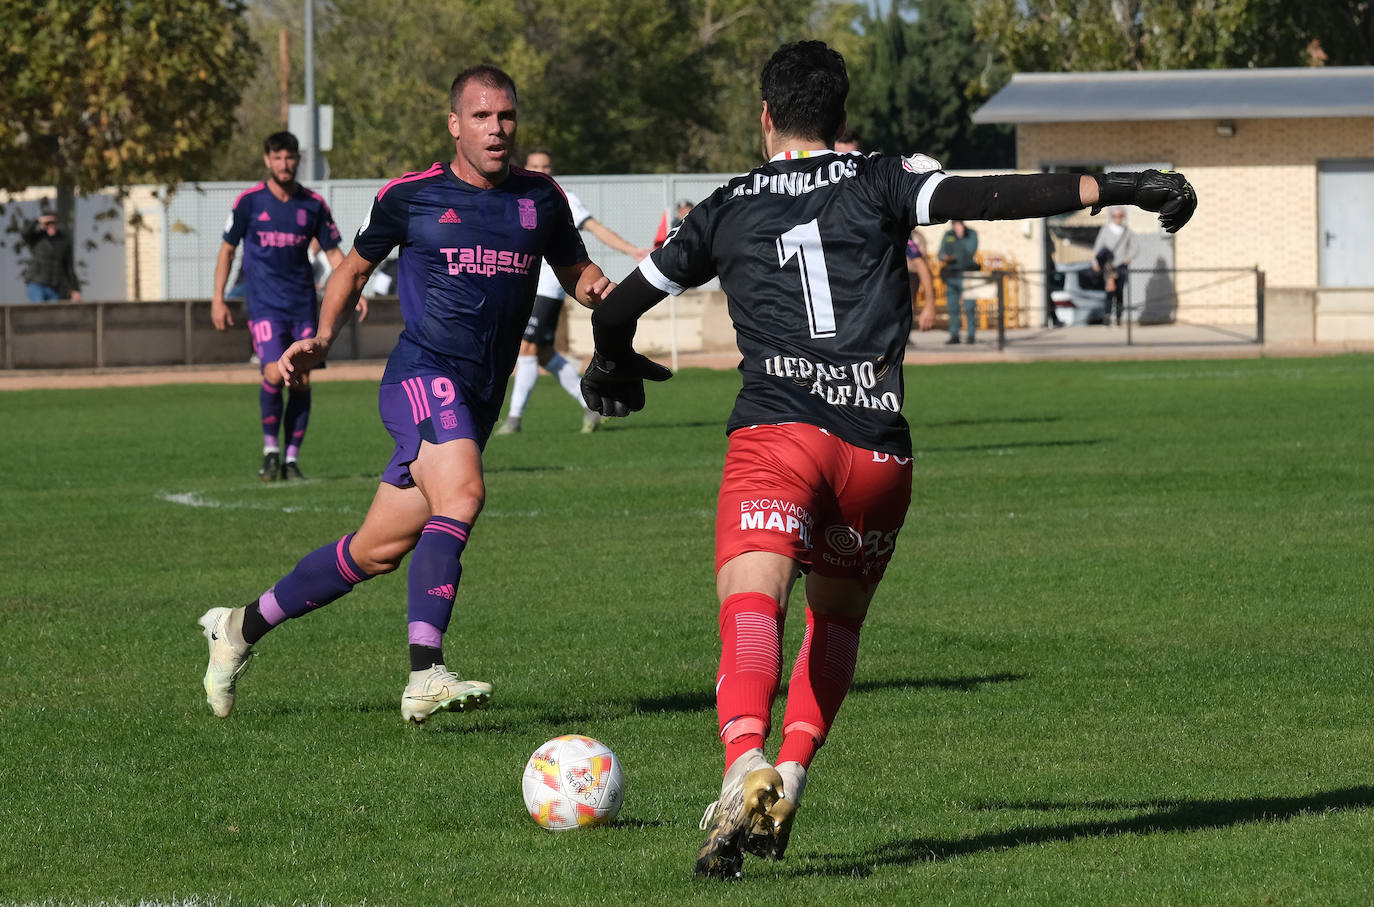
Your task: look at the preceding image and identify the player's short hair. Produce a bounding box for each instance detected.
[760,41,848,144]
[836,130,861,147]
[264,131,299,155]
[524,146,553,163]
[450,65,518,113]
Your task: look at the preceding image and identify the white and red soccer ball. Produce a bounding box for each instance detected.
[522,735,625,830]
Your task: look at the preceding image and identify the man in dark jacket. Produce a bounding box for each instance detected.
[21,213,81,302]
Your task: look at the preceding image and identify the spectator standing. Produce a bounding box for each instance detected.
[21,212,81,303]
[939,220,979,344]
[653,200,695,250]
[1092,206,1140,326]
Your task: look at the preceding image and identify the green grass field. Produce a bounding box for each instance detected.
[3,355,1373,905]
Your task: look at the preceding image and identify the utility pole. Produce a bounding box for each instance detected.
[302,0,322,181]
[279,28,289,126]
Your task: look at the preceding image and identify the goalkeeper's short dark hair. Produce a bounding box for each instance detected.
[760,41,849,145]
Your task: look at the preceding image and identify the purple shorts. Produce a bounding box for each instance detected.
[249,318,316,371]
[377,374,483,488]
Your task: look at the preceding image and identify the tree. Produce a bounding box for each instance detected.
[676,0,865,173]
[971,0,1374,78]
[846,0,1013,168]
[0,0,259,211]
[212,0,854,180]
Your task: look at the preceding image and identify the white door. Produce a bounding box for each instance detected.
[1319,160,1374,287]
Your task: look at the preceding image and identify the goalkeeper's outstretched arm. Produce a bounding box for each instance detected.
[929,170,1197,233]
[589,269,669,360]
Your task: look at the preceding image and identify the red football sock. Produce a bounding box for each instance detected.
[777,608,864,769]
[715,591,784,771]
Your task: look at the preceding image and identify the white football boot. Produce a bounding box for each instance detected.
[694,749,783,879]
[401,664,492,723]
[198,607,254,718]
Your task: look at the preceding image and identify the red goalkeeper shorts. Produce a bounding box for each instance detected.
[714,422,913,583]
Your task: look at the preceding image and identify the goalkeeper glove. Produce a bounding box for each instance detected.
[580,351,674,417]
[1092,170,1198,233]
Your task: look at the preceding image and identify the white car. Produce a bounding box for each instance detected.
[1050,261,1108,326]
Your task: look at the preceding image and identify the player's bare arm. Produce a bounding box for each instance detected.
[324,245,367,322]
[210,241,237,330]
[929,170,1197,232]
[553,260,614,309]
[910,257,936,331]
[279,247,376,384]
[582,218,650,261]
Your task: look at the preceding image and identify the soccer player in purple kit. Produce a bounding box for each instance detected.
[211,131,359,481]
[198,66,613,723]
[580,41,1196,877]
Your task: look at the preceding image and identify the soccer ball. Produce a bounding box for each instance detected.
[522,735,625,830]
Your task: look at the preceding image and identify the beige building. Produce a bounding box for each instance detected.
[973,67,1374,342]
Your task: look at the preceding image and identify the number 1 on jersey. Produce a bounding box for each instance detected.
[776,218,836,339]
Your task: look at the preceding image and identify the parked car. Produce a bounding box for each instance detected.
[1050,261,1108,326]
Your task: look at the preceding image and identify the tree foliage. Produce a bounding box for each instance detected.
[846,0,1013,168]
[0,0,258,194]
[212,0,860,179]
[972,0,1374,79]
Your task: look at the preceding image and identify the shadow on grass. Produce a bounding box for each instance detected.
[919,416,1065,429]
[922,438,1104,454]
[790,786,1374,877]
[249,673,1026,733]
[850,673,1026,695]
[596,419,721,433]
[607,818,667,830]
[627,674,1027,717]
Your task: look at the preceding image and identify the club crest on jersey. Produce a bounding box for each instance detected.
[517,198,537,230]
[297,209,308,226]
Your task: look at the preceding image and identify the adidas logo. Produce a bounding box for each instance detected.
[438,208,461,224]
[428,584,456,601]
[257,211,272,221]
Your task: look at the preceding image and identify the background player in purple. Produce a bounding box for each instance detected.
[580,41,1197,878]
[198,66,614,725]
[211,131,360,481]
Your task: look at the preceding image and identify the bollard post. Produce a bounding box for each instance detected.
[995,271,1006,351]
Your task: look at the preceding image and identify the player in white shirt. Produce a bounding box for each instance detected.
[496,149,649,435]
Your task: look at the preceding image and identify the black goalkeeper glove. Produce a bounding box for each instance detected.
[580,351,674,417]
[1092,170,1198,233]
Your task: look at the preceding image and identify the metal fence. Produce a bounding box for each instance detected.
[158,173,736,301]
[0,265,1268,370]
[0,297,405,371]
[960,267,1266,351]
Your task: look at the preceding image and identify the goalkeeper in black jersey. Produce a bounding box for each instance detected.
[582,40,1197,879]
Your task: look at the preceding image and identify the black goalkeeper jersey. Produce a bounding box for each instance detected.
[641,149,948,457]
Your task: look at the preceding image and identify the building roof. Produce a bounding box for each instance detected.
[972,67,1374,124]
